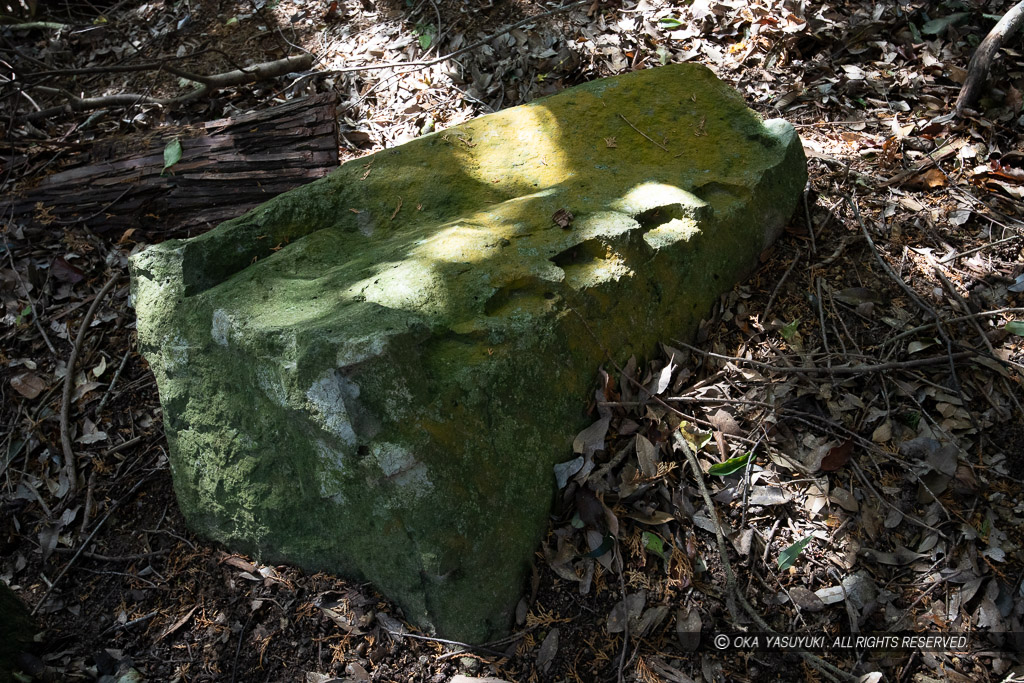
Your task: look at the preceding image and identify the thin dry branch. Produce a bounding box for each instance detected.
[60,273,119,499]
[955,1,1024,115]
[673,340,972,375]
[673,431,857,683]
[23,54,312,121]
[30,465,155,617]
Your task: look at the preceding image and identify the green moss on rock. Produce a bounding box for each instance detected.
[130,63,806,642]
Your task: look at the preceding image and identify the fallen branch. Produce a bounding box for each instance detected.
[847,196,984,435]
[672,340,972,375]
[1,20,68,29]
[673,431,857,683]
[24,53,312,121]
[60,273,119,499]
[30,466,153,616]
[954,1,1024,116]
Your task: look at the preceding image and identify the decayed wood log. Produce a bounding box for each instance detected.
[3,93,339,238]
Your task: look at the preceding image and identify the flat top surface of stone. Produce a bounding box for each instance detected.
[162,63,796,345]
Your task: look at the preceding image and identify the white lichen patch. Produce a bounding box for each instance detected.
[313,438,348,503]
[162,332,191,372]
[371,442,433,499]
[256,367,289,409]
[211,309,232,346]
[306,371,359,446]
[334,332,388,368]
[382,378,413,420]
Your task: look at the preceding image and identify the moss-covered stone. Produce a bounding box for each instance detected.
[130,63,806,642]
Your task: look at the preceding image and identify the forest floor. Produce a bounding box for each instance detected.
[2,0,1024,681]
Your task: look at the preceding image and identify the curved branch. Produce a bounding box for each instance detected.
[954,1,1024,116]
[22,53,313,121]
[61,273,120,499]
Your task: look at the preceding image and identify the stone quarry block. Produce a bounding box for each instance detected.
[130,63,806,642]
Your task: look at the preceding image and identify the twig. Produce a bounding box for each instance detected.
[2,231,57,355]
[617,113,669,152]
[230,611,254,683]
[673,431,739,620]
[846,197,982,431]
[940,233,1021,263]
[54,548,170,562]
[881,307,1024,347]
[96,346,131,414]
[99,610,160,637]
[673,431,856,682]
[934,268,998,358]
[615,541,628,683]
[103,435,145,456]
[30,468,152,616]
[60,273,119,499]
[24,55,313,121]
[815,277,832,375]
[80,470,95,534]
[763,251,800,320]
[673,339,971,375]
[804,189,817,255]
[848,462,948,538]
[2,21,69,29]
[16,47,234,78]
[381,630,507,657]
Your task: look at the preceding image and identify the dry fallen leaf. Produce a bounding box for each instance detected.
[903,167,947,190]
[820,439,854,472]
[10,372,46,399]
[552,208,574,228]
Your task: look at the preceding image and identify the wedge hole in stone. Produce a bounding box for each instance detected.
[692,181,750,209]
[549,239,609,270]
[483,277,558,317]
[634,204,686,233]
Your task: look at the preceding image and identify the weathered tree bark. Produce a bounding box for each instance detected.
[954,1,1024,116]
[0,581,35,679]
[4,93,339,239]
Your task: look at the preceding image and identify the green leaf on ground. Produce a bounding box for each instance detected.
[162,139,182,175]
[642,531,666,561]
[708,452,752,476]
[659,17,684,28]
[780,318,800,341]
[1005,321,1024,336]
[921,13,969,35]
[778,536,813,571]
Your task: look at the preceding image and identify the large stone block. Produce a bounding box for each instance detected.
[130,63,806,642]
